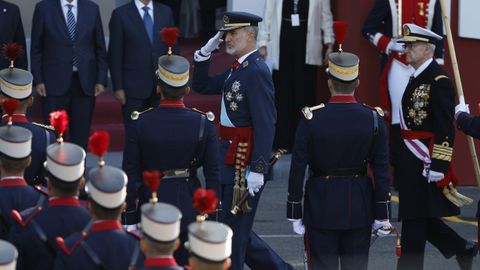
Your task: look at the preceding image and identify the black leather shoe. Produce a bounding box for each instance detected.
[456,241,478,270]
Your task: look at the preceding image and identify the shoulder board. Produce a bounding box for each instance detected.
[434,75,449,81]
[302,103,325,120]
[131,107,154,121]
[125,229,141,240]
[56,232,87,256]
[32,122,55,131]
[34,185,49,197]
[191,108,215,122]
[362,104,385,117]
[11,205,44,227]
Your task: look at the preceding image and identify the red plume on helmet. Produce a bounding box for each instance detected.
[49,110,69,143]
[1,98,19,126]
[88,131,110,167]
[143,170,162,203]
[160,27,178,55]
[2,42,23,68]
[333,21,348,52]
[193,188,218,222]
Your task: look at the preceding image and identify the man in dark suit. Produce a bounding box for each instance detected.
[0,0,27,70]
[287,47,391,270]
[31,0,108,150]
[108,0,176,129]
[192,12,293,270]
[396,24,477,270]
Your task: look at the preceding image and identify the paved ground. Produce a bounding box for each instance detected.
[92,152,480,270]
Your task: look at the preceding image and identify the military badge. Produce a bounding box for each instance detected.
[408,84,430,126]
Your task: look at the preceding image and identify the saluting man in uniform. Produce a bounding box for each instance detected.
[396,24,477,270]
[192,12,292,270]
[0,112,44,239]
[122,32,219,266]
[8,116,91,270]
[0,45,55,186]
[54,131,141,270]
[362,0,444,189]
[287,45,392,270]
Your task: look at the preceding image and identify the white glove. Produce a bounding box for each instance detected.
[372,219,393,237]
[386,39,404,54]
[455,103,470,120]
[123,224,137,232]
[200,31,224,56]
[290,219,305,235]
[427,170,445,183]
[247,172,264,196]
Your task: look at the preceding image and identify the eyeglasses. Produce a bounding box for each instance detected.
[402,42,426,49]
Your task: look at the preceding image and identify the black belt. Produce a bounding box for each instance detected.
[311,167,367,179]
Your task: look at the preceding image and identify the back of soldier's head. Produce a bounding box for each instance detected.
[86,131,127,219]
[0,118,32,175]
[45,111,86,195]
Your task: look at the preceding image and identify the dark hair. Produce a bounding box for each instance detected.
[143,235,177,255]
[46,170,81,195]
[88,198,123,220]
[0,154,30,173]
[329,76,357,94]
[190,254,225,270]
[157,80,187,100]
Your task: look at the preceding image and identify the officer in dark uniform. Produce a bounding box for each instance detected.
[54,131,141,270]
[123,38,219,266]
[0,49,55,186]
[455,101,480,250]
[0,239,18,270]
[138,196,183,269]
[192,12,292,270]
[287,47,391,270]
[362,0,444,191]
[396,24,477,270]
[187,218,233,270]
[0,117,44,239]
[8,123,91,270]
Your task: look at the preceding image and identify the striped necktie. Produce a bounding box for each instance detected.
[142,6,154,45]
[66,4,78,68]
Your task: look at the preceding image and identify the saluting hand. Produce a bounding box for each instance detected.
[200,31,224,56]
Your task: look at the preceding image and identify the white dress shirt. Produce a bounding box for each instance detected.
[134,0,154,23]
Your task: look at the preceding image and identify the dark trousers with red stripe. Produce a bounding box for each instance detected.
[397,218,467,270]
[304,226,371,270]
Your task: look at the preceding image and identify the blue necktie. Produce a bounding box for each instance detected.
[66,4,78,68]
[142,6,153,45]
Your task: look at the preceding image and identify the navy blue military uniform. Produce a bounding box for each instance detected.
[123,100,219,265]
[0,177,45,239]
[54,220,141,270]
[395,24,475,269]
[9,197,91,270]
[456,112,480,224]
[287,95,390,270]
[0,115,55,185]
[192,12,281,270]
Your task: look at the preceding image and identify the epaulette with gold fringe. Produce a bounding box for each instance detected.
[362,104,385,117]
